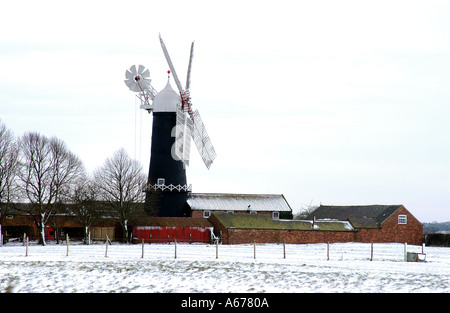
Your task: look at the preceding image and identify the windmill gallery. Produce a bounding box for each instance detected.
[1,36,423,246]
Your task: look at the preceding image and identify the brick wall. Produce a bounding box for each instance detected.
[221,228,356,245]
[352,206,423,245]
[377,206,422,245]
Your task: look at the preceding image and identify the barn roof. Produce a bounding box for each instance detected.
[187,193,292,213]
[306,205,403,228]
[211,213,354,232]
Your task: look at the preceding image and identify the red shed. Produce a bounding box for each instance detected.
[132,217,213,243]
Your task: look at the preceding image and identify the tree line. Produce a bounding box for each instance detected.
[0,119,148,245]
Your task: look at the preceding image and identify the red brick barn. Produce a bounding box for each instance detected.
[307,205,423,245]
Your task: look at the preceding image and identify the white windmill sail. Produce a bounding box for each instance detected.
[159,34,217,169]
[191,110,216,169]
[173,106,193,166]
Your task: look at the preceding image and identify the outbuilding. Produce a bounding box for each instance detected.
[131,217,214,243]
[306,205,423,245]
[187,193,293,219]
[208,213,356,245]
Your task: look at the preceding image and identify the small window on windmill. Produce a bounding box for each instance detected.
[157,178,165,186]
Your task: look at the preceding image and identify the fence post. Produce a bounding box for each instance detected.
[327,241,330,261]
[149,234,152,244]
[141,239,144,258]
[105,235,109,258]
[168,235,170,244]
[283,240,286,259]
[174,239,177,259]
[66,234,69,256]
[370,242,373,261]
[25,236,29,257]
[216,239,219,259]
[404,242,407,262]
[254,241,256,259]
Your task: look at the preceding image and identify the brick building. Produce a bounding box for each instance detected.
[208,213,356,245]
[306,205,423,245]
[0,204,120,242]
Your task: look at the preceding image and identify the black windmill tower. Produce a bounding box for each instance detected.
[124,35,216,217]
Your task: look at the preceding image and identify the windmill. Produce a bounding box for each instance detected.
[123,35,216,217]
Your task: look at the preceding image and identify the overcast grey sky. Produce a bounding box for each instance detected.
[1,0,450,222]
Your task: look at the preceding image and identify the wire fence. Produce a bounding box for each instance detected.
[0,238,429,263]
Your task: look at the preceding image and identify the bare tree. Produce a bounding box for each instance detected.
[69,175,103,244]
[294,201,319,220]
[17,132,84,245]
[94,148,146,243]
[0,120,19,226]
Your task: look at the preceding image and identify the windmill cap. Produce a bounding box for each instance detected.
[152,79,180,112]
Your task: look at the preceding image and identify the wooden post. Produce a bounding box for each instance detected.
[66,234,69,256]
[254,241,256,259]
[25,236,29,257]
[149,234,152,244]
[215,239,219,259]
[141,239,144,258]
[370,242,373,261]
[283,240,286,259]
[168,235,170,244]
[174,239,177,259]
[189,234,192,244]
[105,236,109,258]
[327,241,330,261]
[404,242,407,262]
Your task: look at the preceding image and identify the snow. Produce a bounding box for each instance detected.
[1,242,449,293]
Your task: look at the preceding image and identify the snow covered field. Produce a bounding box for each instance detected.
[1,241,449,293]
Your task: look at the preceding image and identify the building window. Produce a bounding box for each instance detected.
[272,212,280,219]
[203,210,211,218]
[398,215,407,225]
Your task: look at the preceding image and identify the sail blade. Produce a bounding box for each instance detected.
[186,41,194,91]
[191,110,216,169]
[173,107,192,167]
[125,69,134,80]
[159,34,184,94]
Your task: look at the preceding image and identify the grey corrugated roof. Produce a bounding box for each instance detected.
[187,193,292,212]
[306,205,402,228]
